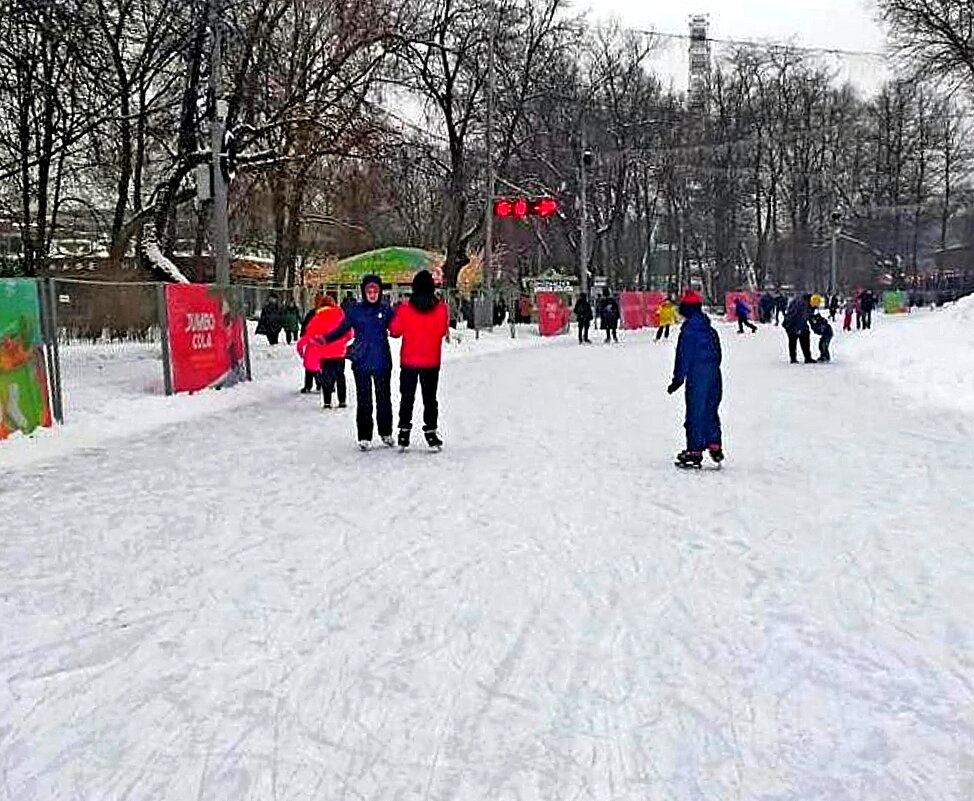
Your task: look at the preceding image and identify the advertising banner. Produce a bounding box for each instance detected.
[0,279,52,439]
[725,291,760,323]
[536,292,569,336]
[166,284,247,393]
[619,291,645,329]
[642,291,668,328]
[882,290,909,314]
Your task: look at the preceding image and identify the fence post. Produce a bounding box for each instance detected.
[156,283,173,396]
[239,286,253,382]
[44,278,65,423]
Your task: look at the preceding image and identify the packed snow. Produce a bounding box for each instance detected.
[2,303,973,800]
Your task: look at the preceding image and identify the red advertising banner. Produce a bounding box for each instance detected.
[619,291,645,329]
[642,291,668,328]
[165,284,247,393]
[725,291,760,323]
[536,292,569,336]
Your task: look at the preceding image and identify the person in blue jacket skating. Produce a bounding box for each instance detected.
[322,274,395,450]
[667,290,724,469]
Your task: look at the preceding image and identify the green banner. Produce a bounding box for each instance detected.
[1,279,52,439]
[882,290,909,314]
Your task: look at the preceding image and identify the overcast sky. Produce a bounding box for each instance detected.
[582,0,892,94]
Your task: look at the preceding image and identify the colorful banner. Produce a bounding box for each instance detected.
[166,284,247,393]
[725,291,760,323]
[536,292,570,336]
[882,290,909,314]
[642,291,668,328]
[0,279,52,439]
[619,291,645,329]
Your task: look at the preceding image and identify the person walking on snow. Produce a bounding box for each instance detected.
[842,297,855,332]
[734,296,757,333]
[256,294,284,345]
[598,288,620,343]
[573,293,593,343]
[656,297,677,340]
[828,293,840,322]
[774,291,788,326]
[667,290,724,469]
[783,293,816,363]
[321,274,395,450]
[859,288,876,329]
[388,270,450,451]
[282,299,301,344]
[808,295,833,363]
[299,294,352,408]
[297,294,325,393]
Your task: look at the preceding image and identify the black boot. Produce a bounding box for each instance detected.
[675,450,703,469]
[424,429,443,450]
[397,427,411,449]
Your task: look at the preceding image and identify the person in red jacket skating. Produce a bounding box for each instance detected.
[388,269,449,450]
[296,294,352,409]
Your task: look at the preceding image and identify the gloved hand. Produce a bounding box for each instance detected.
[667,380,681,395]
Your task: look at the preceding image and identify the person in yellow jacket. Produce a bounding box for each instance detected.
[656,297,678,341]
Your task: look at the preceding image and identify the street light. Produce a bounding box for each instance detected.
[829,209,841,295]
[579,146,593,296]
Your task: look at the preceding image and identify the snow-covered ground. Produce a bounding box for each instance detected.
[2,303,973,800]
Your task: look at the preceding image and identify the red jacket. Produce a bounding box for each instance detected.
[297,306,350,368]
[389,299,449,367]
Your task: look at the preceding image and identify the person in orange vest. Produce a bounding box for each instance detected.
[388,270,450,450]
[297,294,352,408]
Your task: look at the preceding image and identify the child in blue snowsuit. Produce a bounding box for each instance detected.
[808,297,833,362]
[668,290,724,468]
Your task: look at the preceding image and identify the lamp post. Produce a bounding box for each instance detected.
[579,140,592,297]
[829,210,841,295]
[209,0,230,286]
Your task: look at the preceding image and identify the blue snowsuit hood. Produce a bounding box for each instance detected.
[671,309,723,452]
[324,274,393,373]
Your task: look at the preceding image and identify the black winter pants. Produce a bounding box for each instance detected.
[787,330,814,363]
[577,320,591,343]
[604,324,618,342]
[655,324,670,340]
[319,358,347,407]
[302,369,320,392]
[737,317,757,333]
[352,368,392,441]
[861,309,873,329]
[398,366,440,432]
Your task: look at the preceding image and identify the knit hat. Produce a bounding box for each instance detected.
[412,269,435,295]
[681,289,703,306]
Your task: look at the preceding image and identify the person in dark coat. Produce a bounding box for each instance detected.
[255,294,284,345]
[322,274,395,449]
[573,293,593,344]
[783,294,816,363]
[282,299,301,344]
[859,289,876,329]
[808,297,834,362]
[667,290,723,469]
[734,297,757,333]
[774,292,788,326]
[827,294,840,322]
[597,288,620,343]
[759,292,775,324]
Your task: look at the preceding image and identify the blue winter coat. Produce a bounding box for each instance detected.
[672,310,723,451]
[325,299,393,374]
[734,298,750,320]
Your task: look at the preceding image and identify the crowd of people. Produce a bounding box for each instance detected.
[255,279,877,465]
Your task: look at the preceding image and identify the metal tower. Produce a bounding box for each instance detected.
[688,14,711,111]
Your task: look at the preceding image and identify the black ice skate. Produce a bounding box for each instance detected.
[397,428,411,451]
[424,429,443,452]
[708,445,725,464]
[675,450,703,469]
